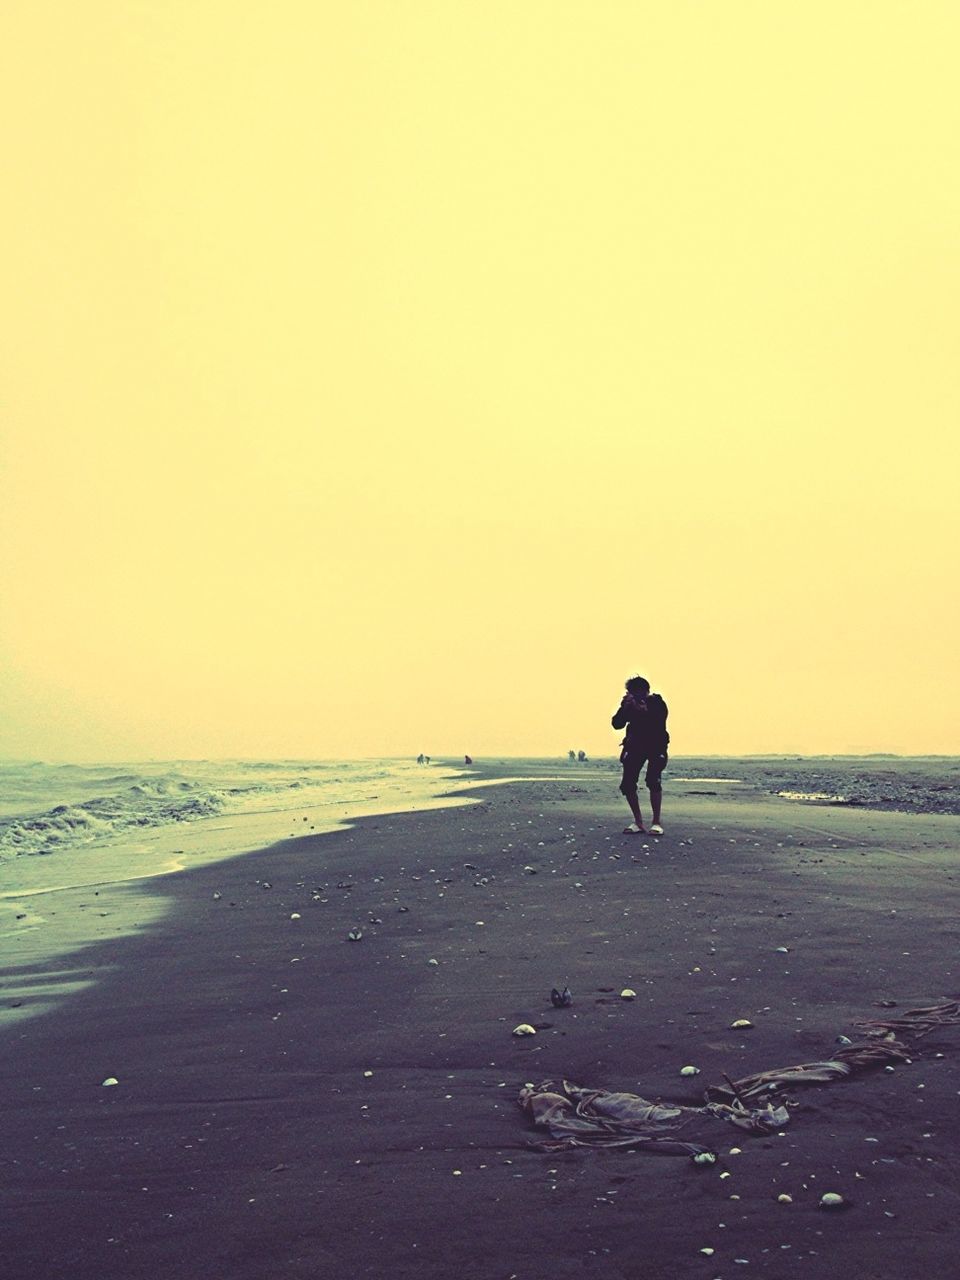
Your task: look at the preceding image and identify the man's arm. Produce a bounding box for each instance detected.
[612,695,637,730]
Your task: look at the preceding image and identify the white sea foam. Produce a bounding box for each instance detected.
[0,759,463,864]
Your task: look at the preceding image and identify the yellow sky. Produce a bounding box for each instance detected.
[1,2,958,760]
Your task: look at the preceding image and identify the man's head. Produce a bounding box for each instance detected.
[625,675,650,696]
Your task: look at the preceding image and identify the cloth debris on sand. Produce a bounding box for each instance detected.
[518,1080,789,1156]
[519,999,960,1156]
[707,999,960,1106]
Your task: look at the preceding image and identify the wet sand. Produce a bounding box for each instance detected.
[2,762,959,1279]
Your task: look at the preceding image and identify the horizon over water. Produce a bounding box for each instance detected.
[0,759,487,897]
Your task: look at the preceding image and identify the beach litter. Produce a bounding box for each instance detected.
[518,999,960,1159]
[519,1080,788,1155]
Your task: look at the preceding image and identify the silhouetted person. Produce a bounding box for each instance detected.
[612,674,669,835]
[464,755,473,765]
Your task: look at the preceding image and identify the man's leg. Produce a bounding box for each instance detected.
[649,786,662,826]
[646,753,667,832]
[619,755,645,831]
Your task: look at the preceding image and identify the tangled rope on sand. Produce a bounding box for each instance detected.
[519,999,960,1155]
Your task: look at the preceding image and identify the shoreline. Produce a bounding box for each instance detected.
[2,769,959,1277]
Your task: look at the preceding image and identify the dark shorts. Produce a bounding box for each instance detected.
[619,748,668,795]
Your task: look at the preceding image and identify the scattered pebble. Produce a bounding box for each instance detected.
[819,1192,845,1209]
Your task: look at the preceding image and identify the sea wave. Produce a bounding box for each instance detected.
[0,781,229,857]
[0,759,444,861]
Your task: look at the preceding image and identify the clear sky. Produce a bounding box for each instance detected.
[1,2,958,762]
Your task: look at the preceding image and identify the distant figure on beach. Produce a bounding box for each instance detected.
[568,750,576,762]
[416,753,425,765]
[612,674,669,836]
[577,750,588,762]
[464,754,473,765]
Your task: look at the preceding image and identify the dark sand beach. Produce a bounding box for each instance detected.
[2,759,959,1279]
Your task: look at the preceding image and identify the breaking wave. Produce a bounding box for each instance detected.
[0,760,418,860]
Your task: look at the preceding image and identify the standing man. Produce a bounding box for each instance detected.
[612,674,669,835]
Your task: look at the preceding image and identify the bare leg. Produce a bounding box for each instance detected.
[649,788,662,826]
[623,788,645,830]
[619,757,645,831]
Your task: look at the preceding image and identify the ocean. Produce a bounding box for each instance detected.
[0,759,472,896]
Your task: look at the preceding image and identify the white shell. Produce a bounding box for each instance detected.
[820,1192,845,1208]
[290,913,301,920]
[778,1194,793,1203]
[523,865,537,874]
[363,1070,373,1078]
[101,1077,119,1087]
[692,1151,716,1165]
[680,1065,700,1076]
[730,1019,754,1029]
[512,1023,537,1037]
[620,988,637,1000]
[428,958,439,966]
[699,1247,715,1255]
